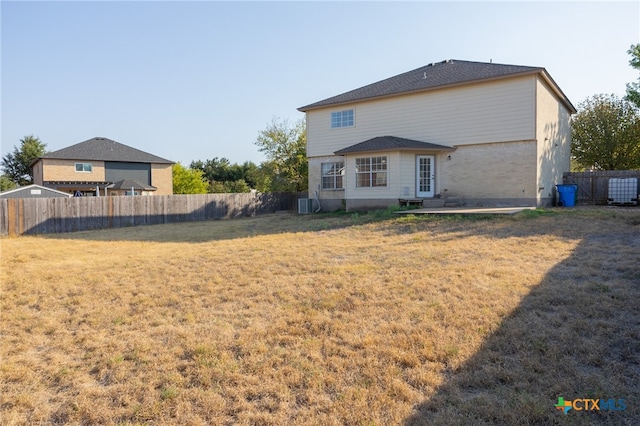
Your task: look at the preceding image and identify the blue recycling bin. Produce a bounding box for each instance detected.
[556,184,578,207]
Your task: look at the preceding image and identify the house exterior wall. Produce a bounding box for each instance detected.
[398,151,447,198]
[151,163,174,195]
[536,76,573,206]
[314,151,448,211]
[305,72,572,209]
[105,162,151,185]
[306,75,536,157]
[34,159,173,195]
[309,155,345,211]
[344,151,399,200]
[439,140,538,206]
[32,161,44,185]
[40,159,106,181]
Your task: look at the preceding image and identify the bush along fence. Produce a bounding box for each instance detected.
[563,170,640,205]
[0,192,304,236]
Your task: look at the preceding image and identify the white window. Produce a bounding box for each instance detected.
[75,163,92,172]
[355,156,387,187]
[321,162,344,190]
[331,109,354,128]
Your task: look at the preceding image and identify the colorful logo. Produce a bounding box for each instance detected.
[554,397,572,414]
[554,397,626,414]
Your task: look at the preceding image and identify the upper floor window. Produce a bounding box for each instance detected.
[331,109,354,128]
[321,161,344,190]
[355,156,387,187]
[75,163,92,172]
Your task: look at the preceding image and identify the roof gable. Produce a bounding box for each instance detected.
[0,184,72,198]
[335,136,455,155]
[38,137,173,164]
[299,59,575,113]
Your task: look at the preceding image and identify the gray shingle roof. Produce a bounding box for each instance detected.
[334,136,455,155]
[38,137,173,164]
[107,179,157,191]
[299,59,575,113]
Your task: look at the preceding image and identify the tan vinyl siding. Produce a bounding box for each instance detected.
[398,152,448,198]
[344,152,400,200]
[536,76,573,205]
[151,163,174,195]
[41,159,106,181]
[398,152,416,198]
[307,76,536,157]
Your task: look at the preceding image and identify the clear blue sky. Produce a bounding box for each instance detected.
[2,1,638,166]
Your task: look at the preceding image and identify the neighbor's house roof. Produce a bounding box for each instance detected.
[335,136,455,155]
[298,59,576,114]
[0,184,72,199]
[34,137,174,165]
[107,179,157,191]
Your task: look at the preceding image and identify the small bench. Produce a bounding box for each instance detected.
[398,198,423,207]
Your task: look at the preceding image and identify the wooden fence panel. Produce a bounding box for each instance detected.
[0,199,7,236]
[563,170,640,205]
[0,192,302,236]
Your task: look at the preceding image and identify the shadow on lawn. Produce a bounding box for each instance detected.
[39,210,389,243]
[404,213,640,425]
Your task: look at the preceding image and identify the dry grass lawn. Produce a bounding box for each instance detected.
[1,207,639,425]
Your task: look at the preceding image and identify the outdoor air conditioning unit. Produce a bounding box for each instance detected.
[298,198,315,214]
[608,178,638,206]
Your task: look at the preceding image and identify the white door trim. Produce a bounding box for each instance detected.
[416,155,435,197]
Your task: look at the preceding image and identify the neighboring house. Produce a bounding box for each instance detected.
[298,59,576,211]
[0,184,71,199]
[31,137,174,196]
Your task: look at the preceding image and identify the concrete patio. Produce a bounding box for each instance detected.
[396,206,538,215]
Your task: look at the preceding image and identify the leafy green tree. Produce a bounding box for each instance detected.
[1,135,47,186]
[255,117,307,192]
[191,158,258,192]
[227,179,250,193]
[208,179,251,193]
[191,157,234,182]
[172,163,208,194]
[239,161,259,189]
[0,175,18,191]
[626,44,640,108]
[571,94,640,170]
[245,162,272,192]
[207,181,227,193]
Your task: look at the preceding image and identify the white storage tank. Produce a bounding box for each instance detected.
[608,178,638,206]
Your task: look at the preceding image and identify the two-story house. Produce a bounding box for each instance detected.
[31,137,174,196]
[298,59,576,211]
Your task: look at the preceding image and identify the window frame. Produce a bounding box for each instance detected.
[355,156,388,188]
[321,161,345,190]
[330,109,355,129]
[75,163,92,173]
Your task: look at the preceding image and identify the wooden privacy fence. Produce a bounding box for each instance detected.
[0,192,302,236]
[563,170,640,205]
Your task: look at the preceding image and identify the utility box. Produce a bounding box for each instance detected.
[297,198,315,214]
[608,178,638,206]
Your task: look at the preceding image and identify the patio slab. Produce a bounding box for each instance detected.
[396,206,538,215]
